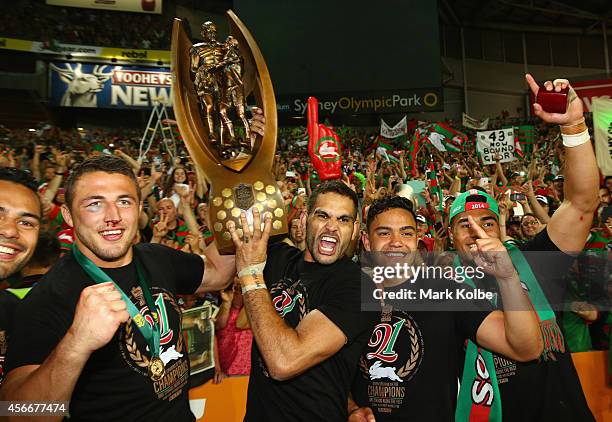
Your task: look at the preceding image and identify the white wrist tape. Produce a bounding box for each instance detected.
[238,262,266,278]
[561,129,590,148]
[241,283,267,295]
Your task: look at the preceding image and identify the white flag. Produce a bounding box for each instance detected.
[592,98,612,176]
[380,116,407,139]
[462,112,489,130]
[428,132,447,152]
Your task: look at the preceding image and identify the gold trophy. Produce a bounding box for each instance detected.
[171,12,287,254]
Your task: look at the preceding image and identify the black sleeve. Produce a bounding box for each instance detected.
[316,264,378,345]
[454,309,493,344]
[521,226,562,252]
[521,227,576,307]
[0,290,19,333]
[5,283,74,372]
[264,241,302,287]
[165,247,205,295]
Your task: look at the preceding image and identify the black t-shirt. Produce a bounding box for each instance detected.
[6,243,204,421]
[351,279,492,422]
[245,242,377,422]
[477,228,594,422]
[0,289,20,386]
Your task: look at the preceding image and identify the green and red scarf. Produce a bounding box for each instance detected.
[455,244,565,421]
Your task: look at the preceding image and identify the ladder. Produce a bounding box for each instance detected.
[138,98,178,164]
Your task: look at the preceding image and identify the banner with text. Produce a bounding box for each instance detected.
[476,128,516,165]
[49,62,171,109]
[277,88,443,116]
[47,0,162,14]
[380,116,407,138]
[0,37,170,64]
[462,112,489,130]
[592,97,612,176]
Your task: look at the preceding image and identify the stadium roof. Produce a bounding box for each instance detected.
[440,0,611,34]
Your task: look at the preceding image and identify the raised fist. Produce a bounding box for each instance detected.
[526,74,583,126]
[69,282,129,355]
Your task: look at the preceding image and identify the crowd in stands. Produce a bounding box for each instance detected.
[0,0,171,49]
[0,111,609,381]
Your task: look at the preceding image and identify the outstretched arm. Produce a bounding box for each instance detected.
[525,74,599,253]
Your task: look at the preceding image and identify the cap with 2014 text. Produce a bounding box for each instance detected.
[449,189,499,221]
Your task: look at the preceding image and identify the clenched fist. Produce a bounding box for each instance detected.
[68,282,130,355]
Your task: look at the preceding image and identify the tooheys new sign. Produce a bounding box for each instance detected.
[49,62,172,109]
[307,97,342,180]
[278,88,443,116]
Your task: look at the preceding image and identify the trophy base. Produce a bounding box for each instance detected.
[209,178,288,254]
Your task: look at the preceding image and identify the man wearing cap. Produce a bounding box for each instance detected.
[449,75,598,422]
[415,214,428,238]
[414,213,434,252]
[552,174,565,202]
[535,194,550,215]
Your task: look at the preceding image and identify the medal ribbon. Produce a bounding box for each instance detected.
[71,243,160,359]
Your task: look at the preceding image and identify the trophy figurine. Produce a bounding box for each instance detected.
[172,12,287,254]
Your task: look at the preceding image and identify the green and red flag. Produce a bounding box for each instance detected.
[515,125,535,157]
[373,136,400,163]
[426,122,467,152]
[427,158,444,211]
[407,130,422,177]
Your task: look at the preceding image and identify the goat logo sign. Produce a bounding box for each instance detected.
[49,61,172,109]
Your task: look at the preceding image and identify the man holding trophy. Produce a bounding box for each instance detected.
[177,13,377,422]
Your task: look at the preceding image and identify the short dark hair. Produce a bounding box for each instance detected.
[366,196,416,232]
[0,167,39,194]
[27,230,61,268]
[307,180,358,218]
[65,155,139,209]
[0,167,41,214]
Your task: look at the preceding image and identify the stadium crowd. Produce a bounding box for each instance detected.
[0,81,609,420]
[1,109,610,349]
[0,0,171,50]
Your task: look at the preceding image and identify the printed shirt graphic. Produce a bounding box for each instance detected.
[118,286,190,401]
[351,278,492,422]
[245,242,376,422]
[257,278,309,377]
[357,311,424,416]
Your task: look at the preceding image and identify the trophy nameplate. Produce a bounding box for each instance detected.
[171,12,287,254]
